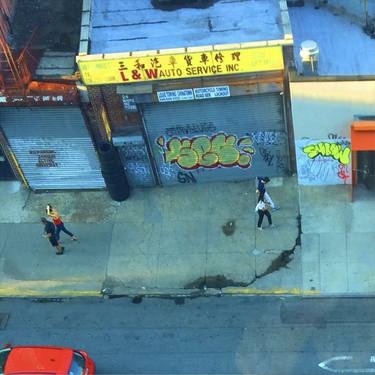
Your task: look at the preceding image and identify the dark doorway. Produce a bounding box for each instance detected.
[356,151,375,191]
[0,146,15,180]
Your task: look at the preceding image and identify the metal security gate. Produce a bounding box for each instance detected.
[0,107,105,190]
[141,93,289,186]
[113,133,155,187]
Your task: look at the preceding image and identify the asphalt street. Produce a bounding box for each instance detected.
[1,296,375,375]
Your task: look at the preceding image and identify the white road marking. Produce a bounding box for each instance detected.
[319,356,375,373]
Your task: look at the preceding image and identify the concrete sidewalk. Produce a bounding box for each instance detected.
[300,184,375,295]
[0,178,302,297]
[0,176,373,297]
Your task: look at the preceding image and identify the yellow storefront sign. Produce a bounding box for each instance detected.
[77,46,284,85]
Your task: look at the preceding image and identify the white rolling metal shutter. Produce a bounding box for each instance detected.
[0,106,105,190]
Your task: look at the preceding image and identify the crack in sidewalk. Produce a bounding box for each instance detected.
[249,214,302,285]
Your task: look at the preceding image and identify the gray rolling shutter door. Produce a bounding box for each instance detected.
[0,107,105,190]
[142,93,289,186]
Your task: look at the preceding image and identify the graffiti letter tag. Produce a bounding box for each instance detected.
[302,142,351,165]
[156,132,255,170]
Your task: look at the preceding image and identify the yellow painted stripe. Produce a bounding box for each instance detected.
[0,286,320,298]
[0,288,101,297]
[8,149,29,188]
[223,287,320,295]
[303,290,321,296]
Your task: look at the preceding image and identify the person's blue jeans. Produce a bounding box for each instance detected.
[55,222,74,241]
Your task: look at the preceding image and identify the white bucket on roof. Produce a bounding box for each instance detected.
[299,40,319,76]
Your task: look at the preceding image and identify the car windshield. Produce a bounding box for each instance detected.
[68,352,85,375]
[0,348,11,375]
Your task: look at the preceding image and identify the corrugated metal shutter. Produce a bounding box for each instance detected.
[141,93,289,186]
[0,106,105,190]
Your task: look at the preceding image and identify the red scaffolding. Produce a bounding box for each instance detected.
[0,0,38,94]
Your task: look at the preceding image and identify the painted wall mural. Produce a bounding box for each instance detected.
[296,138,351,185]
[156,132,255,170]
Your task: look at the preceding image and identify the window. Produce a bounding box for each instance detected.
[68,352,86,375]
[0,348,11,375]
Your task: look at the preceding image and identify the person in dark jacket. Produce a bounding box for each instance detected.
[41,217,64,255]
[256,176,279,211]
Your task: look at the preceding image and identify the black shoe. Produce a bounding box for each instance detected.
[56,247,65,255]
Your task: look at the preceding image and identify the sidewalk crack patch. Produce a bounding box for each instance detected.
[184,275,248,289]
[249,214,302,285]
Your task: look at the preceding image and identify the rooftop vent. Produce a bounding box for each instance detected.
[299,40,319,76]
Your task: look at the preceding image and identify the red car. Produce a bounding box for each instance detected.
[0,345,95,375]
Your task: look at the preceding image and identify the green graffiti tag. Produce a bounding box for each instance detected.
[303,142,351,165]
[156,133,256,170]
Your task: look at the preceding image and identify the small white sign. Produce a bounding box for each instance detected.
[194,86,230,99]
[157,89,194,102]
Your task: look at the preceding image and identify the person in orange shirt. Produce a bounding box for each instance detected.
[46,204,77,242]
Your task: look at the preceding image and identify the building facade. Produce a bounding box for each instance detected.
[77,0,295,188]
[288,1,375,193]
[0,0,105,190]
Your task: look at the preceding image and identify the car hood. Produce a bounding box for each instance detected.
[5,347,73,375]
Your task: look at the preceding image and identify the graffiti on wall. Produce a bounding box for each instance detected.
[156,132,256,170]
[296,138,351,185]
[258,147,287,173]
[177,171,197,183]
[165,121,216,137]
[250,130,284,146]
[302,142,350,165]
[116,138,154,186]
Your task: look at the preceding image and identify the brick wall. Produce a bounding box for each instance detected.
[87,84,143,140]
[101,85,127,131]
[86,86,109,142]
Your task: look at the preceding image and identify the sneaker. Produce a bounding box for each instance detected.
[269,224,276,228]
[257,226,263,231]
[71,236,77,241]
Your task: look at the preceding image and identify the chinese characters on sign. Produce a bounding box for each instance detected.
[77,46,284,85]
